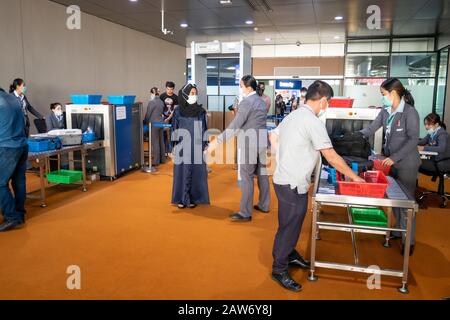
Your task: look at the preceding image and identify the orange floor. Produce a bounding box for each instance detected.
[0,163,449,300]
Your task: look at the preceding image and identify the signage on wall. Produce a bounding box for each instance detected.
[221,42,241,54]
[275,80,302,90]
[195,42,221,54]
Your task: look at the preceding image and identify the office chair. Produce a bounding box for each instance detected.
[418,157,450,208]
[34,118,47,134]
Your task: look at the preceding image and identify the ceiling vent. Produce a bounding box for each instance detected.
[244,0,273,12]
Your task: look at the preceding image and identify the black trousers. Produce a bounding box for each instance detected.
[272,183,309,274]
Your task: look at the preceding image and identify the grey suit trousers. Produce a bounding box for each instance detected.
[237,148,270,218]
[392,167,419,245]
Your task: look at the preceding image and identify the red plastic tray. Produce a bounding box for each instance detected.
[329,98,354,108]
[337,171,389,198]
[373,159,392,176]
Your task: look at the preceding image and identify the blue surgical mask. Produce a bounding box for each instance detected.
[382,95,393,108]
[427,128,436,135]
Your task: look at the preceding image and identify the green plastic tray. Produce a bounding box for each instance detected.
[47,170,83,184]
[351,207,388,227]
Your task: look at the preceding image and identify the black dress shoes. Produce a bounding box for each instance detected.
[229,213,252,222]
[289,255,311,269]
[272,272,302,292]
[0,220,25,232]
[253,205,269,214]
[402,244,415,256]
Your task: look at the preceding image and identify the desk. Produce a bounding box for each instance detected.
[27,141,104,207]
[308,160,419,294]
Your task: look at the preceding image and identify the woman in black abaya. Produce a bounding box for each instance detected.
[171,84,210,209]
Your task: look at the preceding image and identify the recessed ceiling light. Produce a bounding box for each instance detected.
[245,20,254,25]
[254,27,259,31]
[180,23,188,28]
[213,40,220,43]
[265,38,271,41]
[334,36,340,39]
[220,0,233,5]
[334,16,344,20]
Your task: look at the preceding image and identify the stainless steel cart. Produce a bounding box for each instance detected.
[27,141,104,208]
[308,160,419,294]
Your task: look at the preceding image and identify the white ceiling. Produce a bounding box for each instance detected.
[51,0,450,47]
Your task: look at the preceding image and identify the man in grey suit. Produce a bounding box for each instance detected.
[208,75,270,222]
[144,88,166,166]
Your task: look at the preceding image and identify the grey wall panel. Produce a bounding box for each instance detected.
[0,0,186,132]
[0,0,25,90]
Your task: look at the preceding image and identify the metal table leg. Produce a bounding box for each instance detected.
[38,159,47,208]
[81,150,88,192]
[308,201,319,282]
[315,203,322,240]
[384,207,392,248]
[347,206,359,265]
[398,208,414,294]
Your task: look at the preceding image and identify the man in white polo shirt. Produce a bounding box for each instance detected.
[270,81,364,292]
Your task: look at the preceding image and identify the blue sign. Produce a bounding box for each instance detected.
[275,80,302,90]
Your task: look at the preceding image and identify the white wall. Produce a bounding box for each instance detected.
[0,0,186,125]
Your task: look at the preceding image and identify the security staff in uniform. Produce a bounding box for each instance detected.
[270,81,364,292]
[208,75,270,222]
[360,78,420,256]
[10,78,43,137]
[0,87,28,232]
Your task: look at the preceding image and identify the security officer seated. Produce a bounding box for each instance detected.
[418,113,450,172]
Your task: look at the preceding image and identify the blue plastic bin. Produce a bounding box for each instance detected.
[107,95,136,105]
[82,132,97,143]
[70,95,102,105]
[28,137,62,153]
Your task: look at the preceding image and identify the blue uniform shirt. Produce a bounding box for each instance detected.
[0,91,27,148]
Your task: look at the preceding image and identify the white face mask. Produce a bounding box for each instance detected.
[55,110,63,117]
[240,87,248,98]
[187,95,198,105]
[317,100,328,119]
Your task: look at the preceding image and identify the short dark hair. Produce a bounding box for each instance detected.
[305,81,334,102]
[301,87,308,92]
[165,81,175,89]
[150,87,159,96]
[50,103,62,110]
[0,87,5,93]
[241,75,257,91]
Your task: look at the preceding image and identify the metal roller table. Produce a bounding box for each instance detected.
[27,140,104,208]
[308,159,419,294]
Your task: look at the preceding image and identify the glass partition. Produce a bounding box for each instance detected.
[436,48,449,118]
[345,54,389,78]
[390,53,437,78]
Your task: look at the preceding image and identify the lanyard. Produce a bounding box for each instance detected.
[387,113,396,127]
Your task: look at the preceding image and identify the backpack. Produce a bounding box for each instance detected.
[331,132,372,159]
